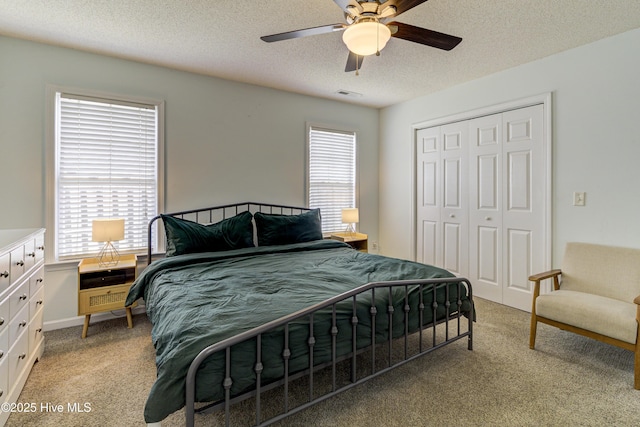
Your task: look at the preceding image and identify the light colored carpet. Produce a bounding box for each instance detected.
[7,297,640,426]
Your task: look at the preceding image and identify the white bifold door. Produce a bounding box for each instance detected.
[416,104,548,312]
[416,121,468,277]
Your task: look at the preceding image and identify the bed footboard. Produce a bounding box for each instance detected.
[185,277,473,427]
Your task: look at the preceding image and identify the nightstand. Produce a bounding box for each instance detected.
[78,254,138,338]
[330,232,368,252]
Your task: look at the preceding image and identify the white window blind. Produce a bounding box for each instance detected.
[308,126,356,233]
[55,92,159,260]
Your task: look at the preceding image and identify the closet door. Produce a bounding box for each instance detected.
[415,126,441,266]
[468,105,545,311]
[501,105,545,310]
[468,114,502,303]
[440,122,468,276]
[415,101,548,312]
[416,123,468,276]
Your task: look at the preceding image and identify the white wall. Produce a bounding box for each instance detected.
[379,28,640,266]
[0,36,380,328]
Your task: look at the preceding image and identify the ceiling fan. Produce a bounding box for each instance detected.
[260,0,462,73]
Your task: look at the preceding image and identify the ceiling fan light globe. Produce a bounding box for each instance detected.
[342,21,391,56]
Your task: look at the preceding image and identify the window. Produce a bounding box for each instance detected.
[307,125,357,233]
[48,89,164,261]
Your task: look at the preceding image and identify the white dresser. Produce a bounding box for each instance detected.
[0,229,45,426]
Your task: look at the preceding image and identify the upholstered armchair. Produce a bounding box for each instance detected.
[529,242,640,389]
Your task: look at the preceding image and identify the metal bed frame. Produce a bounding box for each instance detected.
[145,202,474,427]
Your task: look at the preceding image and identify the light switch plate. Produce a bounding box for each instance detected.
[573,192,586,206]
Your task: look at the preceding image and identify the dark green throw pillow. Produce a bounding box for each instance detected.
[162,211,254,256]
[254,209,322,246]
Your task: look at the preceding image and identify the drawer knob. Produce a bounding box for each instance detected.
[18,353,26,360]
[0,390,3,397]
[37,245,45,251]
[0,317,4,326]
[36,300,43,305]
[0,351,3,359]
[36,278,43,283]
[19,320,27,328]
[36,328,42,333]
[0,271,7,278]
[27,252,36,258]
[19,294,28,301]
[16,260,24,267]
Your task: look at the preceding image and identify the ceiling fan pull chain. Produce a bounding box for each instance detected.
[356,55,360,76]
[376,21,381,56]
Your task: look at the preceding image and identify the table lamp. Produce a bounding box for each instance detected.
[92,218,125,266]
[341,208,359,236]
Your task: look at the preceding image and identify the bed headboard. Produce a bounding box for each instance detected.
[147,202,311,264]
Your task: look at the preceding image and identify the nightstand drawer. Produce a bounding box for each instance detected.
[79,268,135,290]
[78,283,135,314]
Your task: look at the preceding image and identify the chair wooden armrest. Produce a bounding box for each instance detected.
[634,294,640,305]
[528,269,562,282]
[529,269,562,294]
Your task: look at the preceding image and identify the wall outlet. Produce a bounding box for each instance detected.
[371,241,379,251]
[573,192,586,206]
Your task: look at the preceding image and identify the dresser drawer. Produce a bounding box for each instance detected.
[9,305,28,347]
[9,246,25,285]
[0,353,7,403]
[29,309,44,355]
[29,266,44,297]
[9,280,29,321]
[8,331,28,387]
[29,286,44,320]
[0,297,8,336]
[34,234,45,265]
[24,238,37,270]
[0,253,9,294]
[0,328,8,367]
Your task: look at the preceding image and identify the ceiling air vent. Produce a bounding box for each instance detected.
[336,89,363,98]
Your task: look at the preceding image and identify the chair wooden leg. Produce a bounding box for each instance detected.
[635,305,640,389]
[529,314,538,349]
[635,349,639,390]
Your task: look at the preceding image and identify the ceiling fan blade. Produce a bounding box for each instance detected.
[389,22,462,50]
[345,51,364,72]
[261,24,345,42]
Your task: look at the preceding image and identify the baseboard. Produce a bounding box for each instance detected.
[43,305,147,331]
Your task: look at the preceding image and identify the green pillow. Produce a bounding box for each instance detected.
[162,211,254,256]
[254,209,322,246]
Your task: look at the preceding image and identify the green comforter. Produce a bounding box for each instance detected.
[126,239,471,423]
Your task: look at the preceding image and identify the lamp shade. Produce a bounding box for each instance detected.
[92,218,125,242]
[342,21,391,56]
[341,208,359,224]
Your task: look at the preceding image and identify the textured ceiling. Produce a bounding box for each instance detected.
[1,0,639,108]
